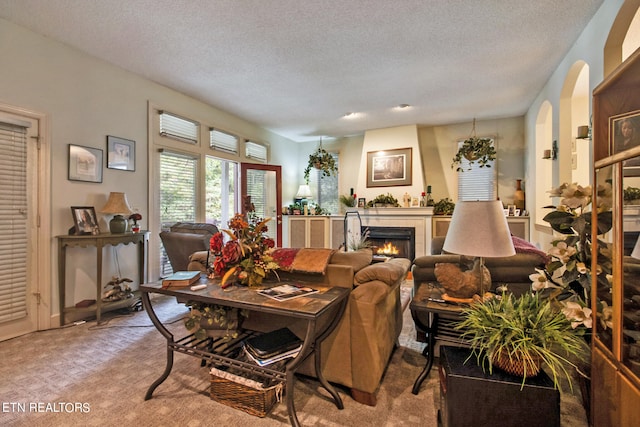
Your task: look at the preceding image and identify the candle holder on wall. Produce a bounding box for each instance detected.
[542,140,558,160]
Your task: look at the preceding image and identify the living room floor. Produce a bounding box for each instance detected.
[0,283,588,426]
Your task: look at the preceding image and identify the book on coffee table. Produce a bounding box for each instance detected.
[245,327,303,360]
[161,271,201,288]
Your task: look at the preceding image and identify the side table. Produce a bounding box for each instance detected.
[410,281,467,394]
[56,231,149,325]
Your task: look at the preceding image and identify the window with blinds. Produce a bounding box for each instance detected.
[245,141,267,163]
[205,156,237,229]
[210,129,239,154]
[159,111,199,144]
[457,139,497,201]
[159,151,197,275]
[309,152,339,213]
[0,121,28,323]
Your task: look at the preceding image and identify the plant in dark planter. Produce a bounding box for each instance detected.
[623,186,640,204]
[303,138,337,183]
[456,292,590,390]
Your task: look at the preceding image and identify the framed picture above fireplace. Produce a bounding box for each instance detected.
[367,147,412,187]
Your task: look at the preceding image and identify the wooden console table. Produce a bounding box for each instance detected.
[141,279,349,427]
[56,231,149,325]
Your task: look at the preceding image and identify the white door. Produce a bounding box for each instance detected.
[0,107,49,341]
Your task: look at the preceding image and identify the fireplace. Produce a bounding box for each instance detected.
[364,226,415,261]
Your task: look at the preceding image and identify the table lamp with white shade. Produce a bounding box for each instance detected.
[101,192,133,233]
[441,200,516,298]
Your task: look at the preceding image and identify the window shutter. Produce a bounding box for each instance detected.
[0,121,28,323]
[159,151,197,227]
[209,128,239,154]
[245,141,267,163]
[159,111,199,144]
[457,140,496,201]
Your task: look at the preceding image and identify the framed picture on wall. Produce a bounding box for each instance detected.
[366,147,412,187]
[68,144,103,183]
[107,135,135,171]
[610,110,640,176]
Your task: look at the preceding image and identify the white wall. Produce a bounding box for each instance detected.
[524,0,625,251]
[0,18,297,316]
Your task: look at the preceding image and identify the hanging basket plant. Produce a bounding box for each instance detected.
[451,119,496,172]
[303,138,337,183]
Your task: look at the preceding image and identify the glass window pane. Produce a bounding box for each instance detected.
[206,156,237,228]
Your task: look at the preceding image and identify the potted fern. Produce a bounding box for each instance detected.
[456,292,589,390]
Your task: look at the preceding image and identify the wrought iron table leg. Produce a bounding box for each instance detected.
[141,291,175,400]
[412,312,436,395]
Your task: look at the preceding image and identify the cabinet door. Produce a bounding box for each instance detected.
[308,218,327,248]
[289,218,307,248]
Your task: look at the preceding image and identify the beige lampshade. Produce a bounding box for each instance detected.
[443,200,515,258]
[101,192,133,215]
[296,184,312,199]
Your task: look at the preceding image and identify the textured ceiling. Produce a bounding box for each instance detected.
[0,0,604,142]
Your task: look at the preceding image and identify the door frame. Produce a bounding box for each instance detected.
[240,163,282,247]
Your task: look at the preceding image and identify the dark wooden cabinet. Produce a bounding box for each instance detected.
[438,346,559,427]
[591,46,640,426]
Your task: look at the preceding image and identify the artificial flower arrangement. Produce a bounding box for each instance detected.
[209,212,280,288]
[128,213,142,232]
[529,182,613,333]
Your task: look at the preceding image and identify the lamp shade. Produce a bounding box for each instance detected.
[101,192,133,215]
[443,200,515,258]
[295,184,312,199]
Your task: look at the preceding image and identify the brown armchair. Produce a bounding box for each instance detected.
[159,222,218,272]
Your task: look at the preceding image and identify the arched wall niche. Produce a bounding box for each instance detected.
[604,0,640,76]
[559,61,591,186]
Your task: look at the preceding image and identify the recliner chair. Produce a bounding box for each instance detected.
[159,222,218,272]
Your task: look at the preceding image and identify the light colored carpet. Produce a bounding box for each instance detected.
[0,283,588,426]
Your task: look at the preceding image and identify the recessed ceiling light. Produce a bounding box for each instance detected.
[397,104,411,109]
[343,112,357,118]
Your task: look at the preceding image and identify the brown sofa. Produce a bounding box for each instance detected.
[242,249,411,406]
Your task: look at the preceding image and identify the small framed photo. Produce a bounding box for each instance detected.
[411,197,420,207]
[68,144,103,183]
[358,197,366,208]
[107,135,135,171]
[503,209,509,216]
[514,209,521,217]
[71,206,100,235]
[507,205,516,216]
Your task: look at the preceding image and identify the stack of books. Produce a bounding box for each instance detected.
[243,328,303,367]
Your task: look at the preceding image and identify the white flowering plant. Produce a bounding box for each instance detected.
[532,182,613,330]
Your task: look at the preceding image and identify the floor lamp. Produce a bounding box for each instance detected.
[442,200,516,296]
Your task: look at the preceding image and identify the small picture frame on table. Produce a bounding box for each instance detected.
[71,206,100,235]
[358,198,366,208]
[411,197,420,207]
[507,205,516,216]
[107,135,136,171]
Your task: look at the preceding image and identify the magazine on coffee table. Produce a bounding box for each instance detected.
[258,283,318,301]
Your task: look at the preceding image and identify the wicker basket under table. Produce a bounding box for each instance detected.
[210,367,284,417]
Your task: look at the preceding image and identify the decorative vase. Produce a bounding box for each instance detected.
[514,179,525,211]
[109,214,127,233]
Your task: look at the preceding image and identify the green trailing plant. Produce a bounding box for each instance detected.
[451,137,496,171]
[303,139,337,183]
[366,193,399,207]
[432,198,455,215]
[184,301,248,340]
[456,292,589,391]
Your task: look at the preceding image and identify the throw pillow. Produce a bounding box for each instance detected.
[329,249,373,272]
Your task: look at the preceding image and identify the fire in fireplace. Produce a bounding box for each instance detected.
[363,226,415,261]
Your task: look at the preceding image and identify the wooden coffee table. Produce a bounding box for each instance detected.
[140,276,349,427]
